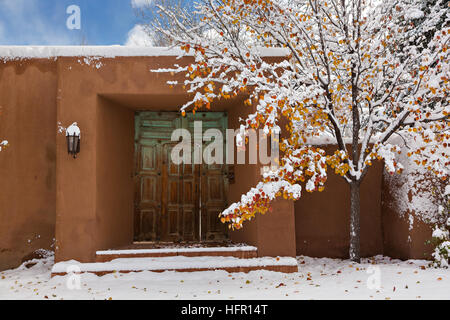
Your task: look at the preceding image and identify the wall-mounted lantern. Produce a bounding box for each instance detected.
[66,122,81,158]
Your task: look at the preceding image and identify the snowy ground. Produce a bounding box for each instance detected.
[0,254,449,300]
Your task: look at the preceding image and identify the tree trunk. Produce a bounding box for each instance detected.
[349,181,361,263]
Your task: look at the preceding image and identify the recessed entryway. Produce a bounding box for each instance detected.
[133,111,230,243]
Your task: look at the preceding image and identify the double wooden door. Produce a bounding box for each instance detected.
[134,112,229,242]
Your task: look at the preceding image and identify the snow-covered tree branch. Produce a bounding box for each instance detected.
[132,0,206,46]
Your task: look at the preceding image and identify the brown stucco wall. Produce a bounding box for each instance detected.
[0,59,57,270]
[295,145,384,259]
[55,56,199,263]
[96,96,135,252]
[382,170,437,260]
[227,103,260,249]
[228,104,297,258]
[0,53,439,270]
[257,115,297,257]
[256,199,297,257]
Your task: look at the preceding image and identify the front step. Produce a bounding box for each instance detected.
[51,256,299,276]
[96,246,258,262]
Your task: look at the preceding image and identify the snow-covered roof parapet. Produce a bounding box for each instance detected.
[0,46,289,61]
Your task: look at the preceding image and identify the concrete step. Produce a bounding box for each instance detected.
[51,256,299,276]
[95,246,258,262]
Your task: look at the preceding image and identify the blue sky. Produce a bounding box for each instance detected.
[0,0,151,45]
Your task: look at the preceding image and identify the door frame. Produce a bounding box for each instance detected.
[133,111,229,243]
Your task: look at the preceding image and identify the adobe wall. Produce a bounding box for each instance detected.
[54,55,297,262]
[382,169,441,260]
[0,59,57,270]
[55,56,199,263]
[95,96,135,252]
[254,114,297,257]
[295,145,384,258]
[227,102,260,248]
[0,53,439,270]
[228,110,297,258]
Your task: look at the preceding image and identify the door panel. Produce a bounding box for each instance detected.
[134,140,162,241]
[162,142,182,241]
[193,113,229,241]
[134,111,228,242]
[181,154,199,241]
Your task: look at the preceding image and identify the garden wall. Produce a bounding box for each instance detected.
[0,59,57,270]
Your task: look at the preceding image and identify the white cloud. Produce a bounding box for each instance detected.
[0,0,73,45]
[131,0,153,8]
[125,24,154,46]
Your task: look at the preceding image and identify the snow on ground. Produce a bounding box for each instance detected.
[0,254,449,300]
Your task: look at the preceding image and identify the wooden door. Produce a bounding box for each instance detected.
[134,112,188,242]
[187,113,229,241]
[134,111,228,242]
[160,141,200,241]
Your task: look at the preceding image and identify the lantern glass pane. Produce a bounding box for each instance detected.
[73,136,79,154]
[67,136,72,153]
[76,137,81,153]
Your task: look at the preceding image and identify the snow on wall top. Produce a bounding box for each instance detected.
[0,46,289,61]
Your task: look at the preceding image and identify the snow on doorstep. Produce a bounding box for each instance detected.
[0,46,289,61]
[96,246,257,256]
[51,256,298,273]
